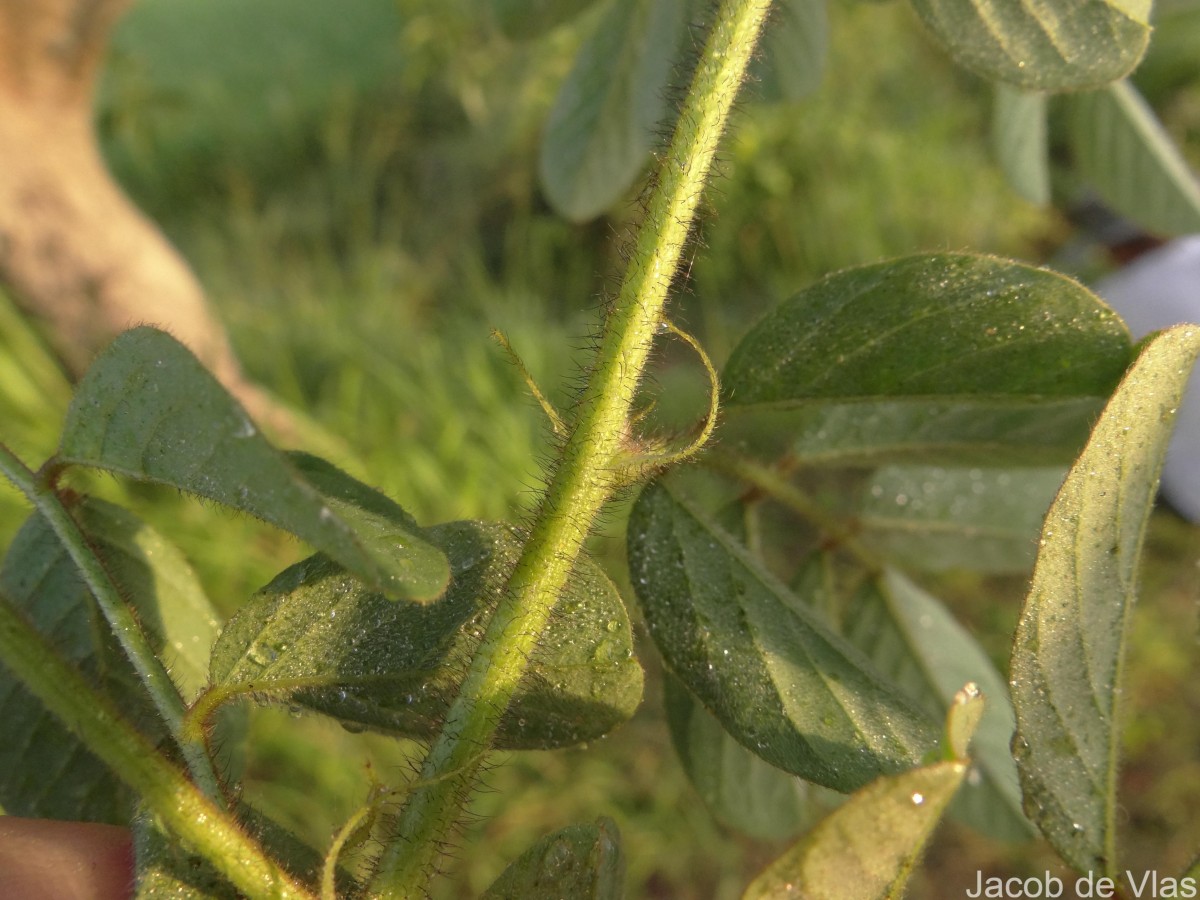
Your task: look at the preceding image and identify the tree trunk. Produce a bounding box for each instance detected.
[0,0,284,430]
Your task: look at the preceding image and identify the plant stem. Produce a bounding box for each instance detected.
[0,590,315,899]
[0,442,224,803]
[367,0,773,894]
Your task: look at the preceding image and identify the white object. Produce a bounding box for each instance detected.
[1094,236,1200,523]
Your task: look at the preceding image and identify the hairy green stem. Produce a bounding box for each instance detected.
[0,590,314,899]
[368,1,773,894]
[0,443,224,803]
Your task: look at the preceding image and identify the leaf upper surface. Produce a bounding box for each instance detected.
[210,520,643,750]
[628,478,938,793]
[722,254,1132,467]
[1011,325,1200,874]
[58,328,449,603]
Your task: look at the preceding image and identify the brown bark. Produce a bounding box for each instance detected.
[0,0,285,431]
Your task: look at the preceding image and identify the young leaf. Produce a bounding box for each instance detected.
[479,817,625,900]
[1069,79,1200,236]
[665,673,814,841]
[722,254,1132,467]
[907,0,1150,91]
[627,477,938,793]
[1011,325,1200,875]
[742,759,969,899]
[992,83,1050,205]
[857,465,1064,574]
[0,498,221,822]
[209,520,643,750]
[538,0,685,221]
[946,684,986,761]
[845,570,1032,841]
[57,328,450,603]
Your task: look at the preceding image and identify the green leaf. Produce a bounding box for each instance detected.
[845,569,1033,841]
[627,478,938,793]
[665,673,814,841]
[492,0,605,40]
[210,520,643,750]
[0,498,220,822]
[1011,325,1200,875]
[134,811,239,900]
[722,254,1133,467]
[1185,853,1200,883]
[742,758,968,899]
[57,328,450,603]
[907,0,1150,91]
[480,817,625,900]
[857,465,1064,573]
[538,0,685,221]
[133,803,337,900]
[992,83,1050,205]
[754,0,828,101]
[1069,79,1200,236]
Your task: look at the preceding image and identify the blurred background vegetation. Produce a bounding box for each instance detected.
[0,0,1198,896]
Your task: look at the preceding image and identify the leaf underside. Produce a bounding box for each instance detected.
[0,498,222,823]
[491,0,602,40]
[1011,325,1200,874]
[754,0,829,102]
[665,672,814,841]
[857,465,1064,574]
[845,569,1032,841]
[480,817,625,899]
[907,0,1149,91]
[538,0,685,221]
[992,83,1050,205]
[1069,80,1200,237]
[742,759,968,899]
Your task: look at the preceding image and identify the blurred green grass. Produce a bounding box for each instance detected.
[0,0,1197,896]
